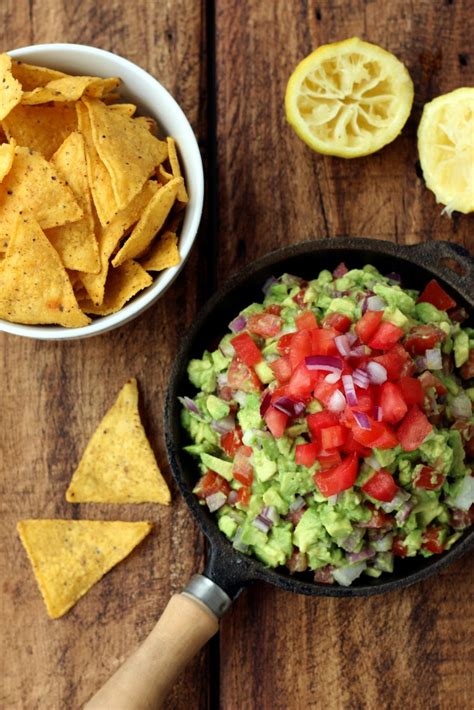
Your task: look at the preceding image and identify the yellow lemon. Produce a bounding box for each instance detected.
[418,87,474,215]
[285,37,414,158]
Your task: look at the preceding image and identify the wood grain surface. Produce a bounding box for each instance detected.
[0,0,473,709]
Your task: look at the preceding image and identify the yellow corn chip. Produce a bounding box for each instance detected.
[135,115,158,135]
[11,59,67,90]
[80,180,158,305]
[112,177,181,266]
[157,164,173,184]
[46,132,100,273]
[0,139,15,182]
[66,378,171,504]
[0,54,22,120]
[2,104,77,159]
[0,215,90,327]
[81,260,152,315]
[84,97,168,209]
[21,75,120,105]
[0,145,83,249]
[166,137,189,203]
[17,519,152,618]
[141,231,180,271]
[108,103,137,117]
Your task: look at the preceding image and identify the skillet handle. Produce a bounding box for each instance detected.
[84,576,231,710]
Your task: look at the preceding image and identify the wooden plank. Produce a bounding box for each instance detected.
[215,1,474,708]
[0,2,210,708]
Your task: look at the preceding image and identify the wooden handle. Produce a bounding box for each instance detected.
[84,593,219,710]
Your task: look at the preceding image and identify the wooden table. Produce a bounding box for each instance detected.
[1,1,473,707]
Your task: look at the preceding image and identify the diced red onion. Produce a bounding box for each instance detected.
[227,490,239,506]
[367,295,385,311]
[233,526,249,553]
[328,389,346,413]
[353,410,371,430]
[211,415,236,434]
[333,561,367,586]
[229,314,247,333]
[451,393,472,419]
[347,548,376,564]
[333,262,348,278]
[289,495,306,513]
[361,296,369,316]
[260,391,272,416]
[370,533,393,552]
[414,356,427,372]
[217,373,228,387]
[261,505,279,525]
[365,454,381,470]
[450,476,474,511]
[380,489,410,513]
[386,272,401,282]
[262,276,278,295]
[425,348,442,370]
[305,355,343,372]
[335,334,351,357]
[342,374,358,406]
[373,405,383,421]
[206,491,227,512]
[273,396,306,417]
[327,494,338,505]
[341,528,365,552]
[233,391,248,407]
[367,361,388,385]
[252,516,272,533]
[347,332,358,346]
[325,371,342,384]
[353,368,370,389]
[314,565,335,584]
[178,396,200,415]
[395,501,414,525]
[349,345,366,357]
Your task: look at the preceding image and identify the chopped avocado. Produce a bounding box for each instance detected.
[383,307,409,329]
[454,330,469,367]
[184,442,216,456]
[293,507,328,552]
[448,429,467,477]
[403,530,422,556]
[326,297,356,319]
[237,393,263,431]
[262,486,288,515]
[211,349,231,372]
[181,410,219,447]
[206,394,230,420]
[254,360,275,384]
[373,282,415,315]
[373,446,400,468]
[307,542,343,568]
[419,432,453,474]
[279,469,314,498]
[319,507,353,541]
[415,302,449,325]
[253,449,278,482]
[240,521,268,547]
[188,354,216,393]
[218,514,238,539]
[398,458,413,486]
[199,453,234,481]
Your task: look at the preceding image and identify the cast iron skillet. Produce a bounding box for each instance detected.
[165,237,474,599]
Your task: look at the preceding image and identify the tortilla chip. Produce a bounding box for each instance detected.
[157,164,173,185]
[0,145,83,249]
[21,75,120,105]
[80,180,158,305]
[141,231,180,271]
[0,139,15,182]
[166,137,189,203]
[112,177,181,267]
[11,60,67,90]
[17,519,152,618]
[0,215,90,327]
[66,378,171,504]
[135,116,158,135]
[81,260,152,315]
[46,132,100,273]
[0,54,22,120]
[2,104,77,159]
[108,103,137,118]
[84,98,167,209]
[76,101,118,227]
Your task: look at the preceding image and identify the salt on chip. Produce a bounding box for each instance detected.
[11,60,67,90]
[112,177,181,267]
[80,180,158,305]
[46,132,100,274]
[140,231,180,271]
[21,75,120,106]
[2,104,77,160]
[0,139,16,182]
[66,378,171,504]
[0,54,22,120]
[0,215,90,327]
[83,97,168,209]
[166,137,189,204]
[17,519,152,618]
[81,260,152,315]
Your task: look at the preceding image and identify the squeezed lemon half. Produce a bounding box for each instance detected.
[418,87,474,215]
[285,37,414,158]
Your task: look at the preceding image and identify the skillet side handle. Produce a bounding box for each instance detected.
[85,576,231,710]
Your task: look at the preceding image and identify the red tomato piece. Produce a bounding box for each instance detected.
[266,304,282,315]
[195,471,230,499]
[270,356,292,383]
[342,430,372,457]
[362,469,398,502]
[398,376,425,406]
[311,328,338,356]
[373,344,412,380]
[316,451,342,470]
[418,371,447,395]
[227,357,262,393]
[220,427,243,456]
[234,469,254,486]
[368,321,404,351]
[397,405,433,451]
[313,453,359,497]
[355,310,384,344]
[414,466,445,490]
[237,486,251,506]
[289,329,313,370]
[247,312,283,338]
[380,382,408,424]
[295,442,318,467]
[313,379,341,406]
[365,506,393,528]
[264,405,288,438]
[320,424,346,450]
[354,390,374,413]
[307,411,338,438]
[292,289,307,307]
[286,361,314,398]
[277,333,294,356]
[352,420,398,450]
[321,312,352,333]
[460,349,474,379]
[392,536,408,557]
[232,445,253,486]
[296,310,318,331]
[422,527,445,554]
[231,332,262,366]
[417,279,457,311]
[404,325,446,355]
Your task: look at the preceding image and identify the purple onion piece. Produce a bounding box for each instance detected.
[361,296,369,316]
[335,334,351,357]
[289,496,306,513]
[353,368,370,389]
[325,371,342,384]
[347,332,358,346]
[353,410,371,430]
[386,272,401,282]
[262,276,278,295]
[451,393,472,419]
[273,396,306,418]
[373,405,383,422]
[233,527,249,553]
[305,355,343,372]
[328,389,346,413]
[211,414,236,434]
[341,528,365,552]
[347,548,376,564]
[425,348,442,370]
[227,490,239,506]
[261,505,279,524]
[253,515,272,533]
[229,314,247,333]
[333,262,348,278]
[395,501,413,525]
[342,374,358,406]
[178,396,200,415]
[206,491,227,512]
[367,295,385,311]
[415,356,427,372]
[367,361,388,385]
[349,345,366,357]
[260,391,272,417]
[370,533,394,552]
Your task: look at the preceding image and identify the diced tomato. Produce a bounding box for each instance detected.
[417,279,457,311]
[277,333,294,356]
[237,486,251,506]
[220,427,243,456]
[398,376,425,406]
[314,565,335,584]
[342,430,372,457]
[227,357,262,393]
[270,356,292,383]
[289,329,313,370]
[286,361,314,398]
[293,289,307,307]
[320,425,346,450]
[368,321,404,351]
[295,442,318,467]
[418,371,447,395]
[414,466,445,490]
[355,310,384,343]
[362,469,398,502]
[313,453,359,497]
[373,344,412,380]
[264,405,288,438]
[365,506,393,528]
[422,527,445,554]
[296,311,318,331]
[392,536,408,557]
[380,382,408,424]
[195,471,230,499]
[351,419,398,450]
[311,328,338,356]
[266,304,282,316]
[404,325,445,355]
[231,332,262,366]
[316,451,342,469]
[232,445,253,486]
[313,379,340,406]
[460,350,474,380]
[354,390,374,413]
[321,312,352,333]
[397,405,432,451]
[233,468,254,486]
[307,411,338,438]
[247,312,283,338]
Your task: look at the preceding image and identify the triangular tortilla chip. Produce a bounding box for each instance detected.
[80,180,158,305]
[0,139,15,182]
[46,132,100,273]
[17,520,152,618]
[81,260,152,315]
[166,137,189,203]
[11,60,67,90]
[83,98,167,209]
[0,54,22,120]
[112,177,181,266]
[0,215,90,327]
[108,103,137,117]
[2,103,77,159]
[21,75,120,105]
[66,378,171,504]
[140,231,180,271]
[0,145,83,249]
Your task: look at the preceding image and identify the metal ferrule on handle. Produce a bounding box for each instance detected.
[183,574,232,618]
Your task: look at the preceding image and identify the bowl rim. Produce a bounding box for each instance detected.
[0,43,204,340]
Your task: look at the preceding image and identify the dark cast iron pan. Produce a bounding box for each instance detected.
[87,238,473,710]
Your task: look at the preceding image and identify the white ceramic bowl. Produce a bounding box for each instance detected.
[1,44,204,340]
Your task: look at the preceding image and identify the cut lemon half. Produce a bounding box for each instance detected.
[285,37,414,158]
[418,87,474,215]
